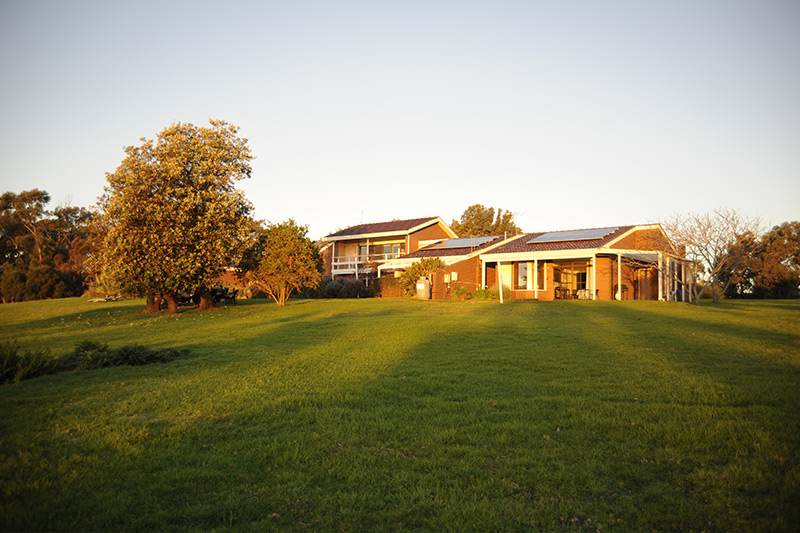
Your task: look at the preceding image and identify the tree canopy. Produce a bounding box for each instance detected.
[237,219,322,306]
[450,204,521,237]
[722,221,800,299]
[1,190,92,303]
[96,120,253,314]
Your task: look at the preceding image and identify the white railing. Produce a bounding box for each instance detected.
[332,253,401,272]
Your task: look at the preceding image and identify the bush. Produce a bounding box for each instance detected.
[64,341,187,370]
[0,342,58,384]
[2,340,188,385]
[470,288,496,301]
[450,287,471,301]
[492,285,513,301]
[323,278,372,299]
[373,276,405,298]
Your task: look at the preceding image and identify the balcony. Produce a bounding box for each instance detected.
[332,253,402,274]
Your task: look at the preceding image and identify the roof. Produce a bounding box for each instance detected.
[323,217,450,241]
[485,225,637,255]
[403,236,505,259]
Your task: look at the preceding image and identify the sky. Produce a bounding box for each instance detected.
[1,0,798,240]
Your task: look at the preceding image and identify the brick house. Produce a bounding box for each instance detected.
[380,224,687,301]
[319,217,457,280]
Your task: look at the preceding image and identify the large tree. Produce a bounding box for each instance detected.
[663,208,761,303]
[450,204,521,237]
[237,219,322,306]
[723,221,800,299]
[97,120,253,314]
[0,190,92,303]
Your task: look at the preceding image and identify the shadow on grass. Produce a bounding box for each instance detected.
[3,299,798,531]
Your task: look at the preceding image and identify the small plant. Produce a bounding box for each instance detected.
[450,287,471,301]
[2,340,188,385]
[0,341,57,384]
[65,341,187,370]
[470,288,496,301]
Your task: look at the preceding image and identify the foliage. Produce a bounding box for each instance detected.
[0,342,56,384]
[399,257,447,296]
[723,221,800,299]
[450,286,471,301]
[2,339,187,385]
[0,190,93,303]
[372,276,404,298]
[450,204,521,237]
[663,207,762,303]
[238,219,322,306]
[1,298,798,531]
[470,288,496,300]
[62,341,186,370]
[95,120,253,314]
[323,278,371,298]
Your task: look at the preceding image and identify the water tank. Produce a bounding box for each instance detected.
[416,276,431,300]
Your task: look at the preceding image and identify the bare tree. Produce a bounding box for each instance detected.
[663,208,761,303]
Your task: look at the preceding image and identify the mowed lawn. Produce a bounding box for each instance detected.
[1,297,798,532]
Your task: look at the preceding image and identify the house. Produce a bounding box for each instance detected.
[381,224,687,301]
[320,217,457,279]
[378,234,513,298]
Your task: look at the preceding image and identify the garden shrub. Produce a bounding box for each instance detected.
[323,278,371,298]
[2,340,188,385]
[450,287,471,301]
[0,342,58,384]
[373,276,404,298]
[470,288,496,301]
[65,341,187,370]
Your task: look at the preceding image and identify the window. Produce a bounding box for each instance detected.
[514,262,528,289]
[576,272,587,290]
[392,244,402,256]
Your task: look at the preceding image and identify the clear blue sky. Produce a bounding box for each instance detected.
[1,0,798,239]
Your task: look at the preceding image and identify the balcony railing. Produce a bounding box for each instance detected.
[332,253,401,272]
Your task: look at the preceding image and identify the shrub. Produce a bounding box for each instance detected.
[399,258,447,296]
[2,341,188,385]
[65,341,187,370]
[491,285,513,301]
[470,288,496,301]
[373,276,405,298]
[0,342,58,384]
[450,287,471,301]
[323,278,372,299]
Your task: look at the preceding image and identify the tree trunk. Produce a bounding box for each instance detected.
[198,290,216,310]
[144,294,163,313]
[163,294,179,315]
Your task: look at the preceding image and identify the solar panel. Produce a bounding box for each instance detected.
[424,236,496,250]
[527,227,618,244]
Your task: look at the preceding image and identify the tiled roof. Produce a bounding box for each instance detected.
[484,226,636,255]
[324,217,440,239]
[403,236,505,259]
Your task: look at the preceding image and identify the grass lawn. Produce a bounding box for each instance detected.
[1,297,798,531]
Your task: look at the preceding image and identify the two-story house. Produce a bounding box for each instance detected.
[320,217,457,279]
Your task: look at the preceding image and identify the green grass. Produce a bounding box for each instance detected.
[1,297,798,531]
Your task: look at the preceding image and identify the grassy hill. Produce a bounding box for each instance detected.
[1,297,798,531]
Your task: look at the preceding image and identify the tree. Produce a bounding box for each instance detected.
[0,190,93,303]
[237,220,322,306]
[96,120,253,314]
[663,208,762,303]
[399,257,446,296]
[450,204,521,237]
[723,221,800,299]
